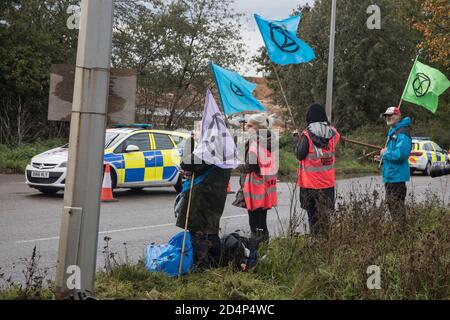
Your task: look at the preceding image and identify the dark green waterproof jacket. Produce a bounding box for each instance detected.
[175,145,232,235]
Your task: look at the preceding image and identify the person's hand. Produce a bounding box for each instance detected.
[180,170,192,178]
[374,155,381,162]
[292,129,300,136]
[380,148,387,157]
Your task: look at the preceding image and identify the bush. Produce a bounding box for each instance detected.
[256,192,450,299]
[0,139,65,173]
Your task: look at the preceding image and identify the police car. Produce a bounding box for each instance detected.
[409,137,450,175]
[25,125,190,194]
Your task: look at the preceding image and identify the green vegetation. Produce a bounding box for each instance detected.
[256,0,449,136]
[2,192,448,300]
[0,139,65,174]
[0,0,246,144]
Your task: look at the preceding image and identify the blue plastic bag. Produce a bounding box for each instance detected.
[144,231,193,277]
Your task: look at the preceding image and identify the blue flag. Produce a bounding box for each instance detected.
[210,62,266,115]
[254,14,316,65]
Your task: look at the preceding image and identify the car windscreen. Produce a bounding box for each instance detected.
[105,132,124,149]
[59,133,124,149]
[171,135,187,148]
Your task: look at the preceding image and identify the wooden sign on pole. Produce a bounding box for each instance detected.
[48,64,137,124]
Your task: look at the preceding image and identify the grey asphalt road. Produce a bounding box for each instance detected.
[0,173,449,284]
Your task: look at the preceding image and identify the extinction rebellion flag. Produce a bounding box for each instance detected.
[192,90,239,169]
[210,62,266,115]
[401,59,450,113]
[254,14,316,65]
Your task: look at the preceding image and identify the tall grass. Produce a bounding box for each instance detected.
[91,191,449,300]
[1,189,448,300]
[0,139,65,173]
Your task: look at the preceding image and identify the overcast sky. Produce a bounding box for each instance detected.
[233,0,314,76]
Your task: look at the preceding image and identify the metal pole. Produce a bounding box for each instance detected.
[54,0,114,300]
[325,0,337,123]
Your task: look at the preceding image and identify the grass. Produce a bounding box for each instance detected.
[94,197,449,300]
[2,191,448,300]
[0,139,65,174]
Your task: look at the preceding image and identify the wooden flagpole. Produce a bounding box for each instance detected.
[178,133,196,278]
[178,171,195,278]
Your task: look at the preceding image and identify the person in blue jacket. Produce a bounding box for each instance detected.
[379,106,412,222]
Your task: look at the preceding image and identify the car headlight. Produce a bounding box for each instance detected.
[59,161,67,168]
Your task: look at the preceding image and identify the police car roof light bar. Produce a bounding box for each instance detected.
[112,123,153,129]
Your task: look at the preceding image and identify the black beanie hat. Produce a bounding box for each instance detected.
[306,103,328,124]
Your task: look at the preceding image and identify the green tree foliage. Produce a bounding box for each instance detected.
[0,0,246,144]
[255,0,448,133]
[0,0,79,145]
[113,0,246,129]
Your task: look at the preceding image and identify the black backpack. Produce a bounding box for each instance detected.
[220,233,249,269]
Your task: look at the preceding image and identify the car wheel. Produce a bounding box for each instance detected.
[37,188,59,195]
[424,162,431,176]
[174,176,183,194]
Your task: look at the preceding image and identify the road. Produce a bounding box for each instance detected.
[0,173,449,284]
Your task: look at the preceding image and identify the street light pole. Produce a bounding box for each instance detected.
[325,0,337,123]
[54,0,114,300]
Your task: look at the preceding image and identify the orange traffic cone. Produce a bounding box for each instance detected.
[101,164,117,202]
[227,182,234,194]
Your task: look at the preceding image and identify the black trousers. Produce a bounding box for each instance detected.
[247,208,269,240]
[247,208,269,267]
[385,182,407,222]
[300,188,335,235]
[190,232,221,270]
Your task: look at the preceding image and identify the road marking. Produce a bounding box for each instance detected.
[15,214,248,244]
[16,236,60,243]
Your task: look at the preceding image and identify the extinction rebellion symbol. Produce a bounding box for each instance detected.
[269,23,299,53]
[230,82,244,97]
[412,73,431,97]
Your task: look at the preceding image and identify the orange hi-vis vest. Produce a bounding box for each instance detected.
[297,128,340,189]
[243,140,278,211]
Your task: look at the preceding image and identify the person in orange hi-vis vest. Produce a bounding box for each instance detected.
[234,113,277,267]
[293,103,340,235]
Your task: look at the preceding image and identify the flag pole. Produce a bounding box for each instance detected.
[398,51,422,110]
[178,133,196,278]
[271,62,297,128]
[178,171,195,278]
[379,51,422,168]
[325,0,337,123]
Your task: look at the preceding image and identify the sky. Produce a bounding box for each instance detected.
[233,0,313,76]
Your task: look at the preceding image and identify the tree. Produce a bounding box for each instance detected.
[0,0,79,145]
[112,0,246,129]
[0,0,247,143]
[414,0,450,69]
[255,0,428,132]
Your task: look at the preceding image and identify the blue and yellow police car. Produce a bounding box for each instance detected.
[25,124,190,194]
[409,137,450,176]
